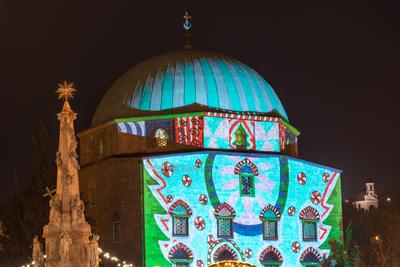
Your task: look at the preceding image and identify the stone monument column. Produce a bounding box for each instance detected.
[36,81,99,267]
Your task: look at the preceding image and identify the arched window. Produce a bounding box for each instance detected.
[213,244,238,262]
[259,246,283,266]
[168,243,193,267]
[259,204,281,240]
[168,200,192,236]
[234,158,259,197]
[154,128,169,147]
[300,247,323,266]
[112,212,121,243]
[299,206,320,242]
[214,203,236,238]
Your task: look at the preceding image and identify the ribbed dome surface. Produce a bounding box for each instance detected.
[92,50,287,126]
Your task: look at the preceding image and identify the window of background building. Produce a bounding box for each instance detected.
[113,221,121,243]
[89,184,96,207]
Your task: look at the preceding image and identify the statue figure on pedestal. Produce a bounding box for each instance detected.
[71,197,85,223]
[88,234,100,267]
[60,231,72,262]
[38,82,99,267]
[49,195,62,226]
[32,236,44,267]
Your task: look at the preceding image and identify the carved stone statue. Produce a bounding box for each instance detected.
[88,234,100,267]
[71,197,85,223]
[59,231,72,261]
[32,236,44,267]
[49,195,61,226]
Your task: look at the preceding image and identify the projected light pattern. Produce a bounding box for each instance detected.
[116,112,294,153]
[142,152,342,266]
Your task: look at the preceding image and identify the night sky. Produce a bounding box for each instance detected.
[1,1,399,203]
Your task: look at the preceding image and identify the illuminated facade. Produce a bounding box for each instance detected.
[79,50,343,266]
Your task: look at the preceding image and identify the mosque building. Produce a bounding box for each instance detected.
[78,14,343,267]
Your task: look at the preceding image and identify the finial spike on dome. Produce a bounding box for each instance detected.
[183,11,192,49]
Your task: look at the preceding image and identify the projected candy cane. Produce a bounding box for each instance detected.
[323,172,330,183]
[245,248,252,258]
[311,191,321,204]
[199,194,208,205]
[292,241,300,253]
[166,194,173,203]
[182,175,192,187]
[195,159,202,168]
[161,162,174,177]
[194,216,205,230]
[207,235,215,246]
[297,172,306,185]
[287,206,296,216]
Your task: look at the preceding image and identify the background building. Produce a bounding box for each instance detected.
[78,50,343,266]
[353,179,379,211]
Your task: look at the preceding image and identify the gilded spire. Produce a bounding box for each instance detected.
[56,80,77,102]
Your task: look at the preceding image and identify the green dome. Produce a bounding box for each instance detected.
[92,50,287,126]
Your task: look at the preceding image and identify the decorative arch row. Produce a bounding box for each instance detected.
[258,246,323,266]
[168,200,237,238]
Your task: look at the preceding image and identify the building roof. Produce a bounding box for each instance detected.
[354,191,365,202]
[92,50,288,126]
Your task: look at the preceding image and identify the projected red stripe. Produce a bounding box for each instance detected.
[146,159,169,205]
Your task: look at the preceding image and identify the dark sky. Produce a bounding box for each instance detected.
[0,1,399,202]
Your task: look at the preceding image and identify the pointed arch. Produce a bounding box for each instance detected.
[214,203,236,218]
[299,206,320,221]
[168,243,193,265]
[259,204,281,220]
[300,247,323,264]
[213,244,238,262]
[234,158,259,175]
[168,200,192,216]
[259,246,283,266]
